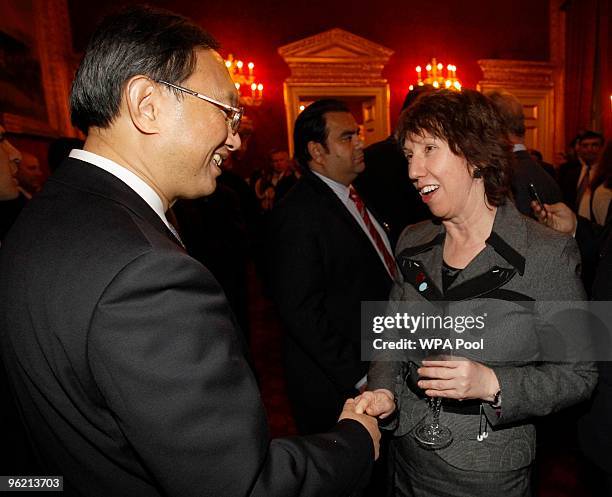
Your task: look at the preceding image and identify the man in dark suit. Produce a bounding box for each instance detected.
[557,130,604,211]
[271,150,299,206]
[266,100,395,435]
[486,90,562,216]
[0,7,380,496]
[529,148,557,180]
[354,86,432,246]
[532,200,612,495]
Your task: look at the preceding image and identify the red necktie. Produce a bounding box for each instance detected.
[349,186,397,279]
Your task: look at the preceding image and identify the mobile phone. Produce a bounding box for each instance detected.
[528,183,544,210]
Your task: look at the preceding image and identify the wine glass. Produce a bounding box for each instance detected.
[413,353,453,449]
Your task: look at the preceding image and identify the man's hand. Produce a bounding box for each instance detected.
[417,358,500,402]
[353,389,395,419]
[531,201,577,235]
[338,398,381,460]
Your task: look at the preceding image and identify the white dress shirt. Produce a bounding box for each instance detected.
[311,170,395,278]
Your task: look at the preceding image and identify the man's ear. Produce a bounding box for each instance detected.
[124,76,161,134]
[307,141,325,165]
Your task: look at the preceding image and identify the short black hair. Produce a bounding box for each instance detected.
[395,89,512,207]
[578,130,605,146]
[486,90,526,138]
[530,149,543,161]
[293,99,350,170]
[70,5,219,134]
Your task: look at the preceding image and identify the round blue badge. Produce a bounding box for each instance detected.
[418,282,428,292]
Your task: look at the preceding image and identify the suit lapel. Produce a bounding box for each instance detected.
[399,203,529,301]
[362,197,392,237]
[397,229,445,299]
[304,171,393,282]
[445,203,527,300]
[52,158,183,249]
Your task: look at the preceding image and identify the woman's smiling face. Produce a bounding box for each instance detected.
[404,131,482,221]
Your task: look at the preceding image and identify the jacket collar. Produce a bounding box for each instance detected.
[303,169,390,231]
[51,158,183,248]
[398,202,527,300]
[302,170,394,283]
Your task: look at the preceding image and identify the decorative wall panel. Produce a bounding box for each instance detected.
[478,60,556,163]
[278,29,393,155]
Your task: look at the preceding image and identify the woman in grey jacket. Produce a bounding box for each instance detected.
[357,89,597,497]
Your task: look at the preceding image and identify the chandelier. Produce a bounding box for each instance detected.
[224,54,264,106]
[409,58,462,92]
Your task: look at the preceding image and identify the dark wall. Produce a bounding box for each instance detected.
[68,0,550,173]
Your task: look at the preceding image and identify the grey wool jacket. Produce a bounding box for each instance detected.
[368,201,597,472]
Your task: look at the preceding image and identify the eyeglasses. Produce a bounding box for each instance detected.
[158,80,243,135]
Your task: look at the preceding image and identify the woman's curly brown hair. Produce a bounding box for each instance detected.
[395,89,512,207]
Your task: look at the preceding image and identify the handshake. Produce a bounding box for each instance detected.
[338,389,395,460]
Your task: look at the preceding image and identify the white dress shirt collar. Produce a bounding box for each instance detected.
[310,169,396,279]
[311,170,351,202]
[68,149,171,231]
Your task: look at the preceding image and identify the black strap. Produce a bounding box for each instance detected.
[444,266,517,301]
[397,232,445,259]
[486,232,525,275]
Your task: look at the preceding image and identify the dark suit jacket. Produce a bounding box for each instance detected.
[511,150,563,216]
[274,172,299,206]
[557,159,582,210]
[354,137,431,246]
[0,193,27,241]
[173,183,251,337]
[266,171,393,433]
[0,158,374,497]
[576,215,612,473]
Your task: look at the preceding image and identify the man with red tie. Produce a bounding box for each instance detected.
[266,99,396,434]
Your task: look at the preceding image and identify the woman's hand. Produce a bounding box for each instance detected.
[417,358,500,402]
[354,389,396,419]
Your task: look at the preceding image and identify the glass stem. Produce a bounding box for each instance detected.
[431,397,441,428]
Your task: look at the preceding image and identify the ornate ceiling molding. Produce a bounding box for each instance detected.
[478,59,555,88]
[278,28,393,85]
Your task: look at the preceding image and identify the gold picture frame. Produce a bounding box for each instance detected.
[0,0,76,138]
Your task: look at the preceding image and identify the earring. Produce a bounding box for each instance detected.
[473,167,482,178]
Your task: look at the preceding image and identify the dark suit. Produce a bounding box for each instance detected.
[266,170,393,434]
[273,172,299,206]
[577,215,612,492]
[354,137,431,246]
[0,193,27,241]
[511,149,563,216]
[0,158,374,497]
[557,159,582,210]
[541,160,557,181]
[173,183,251,338]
